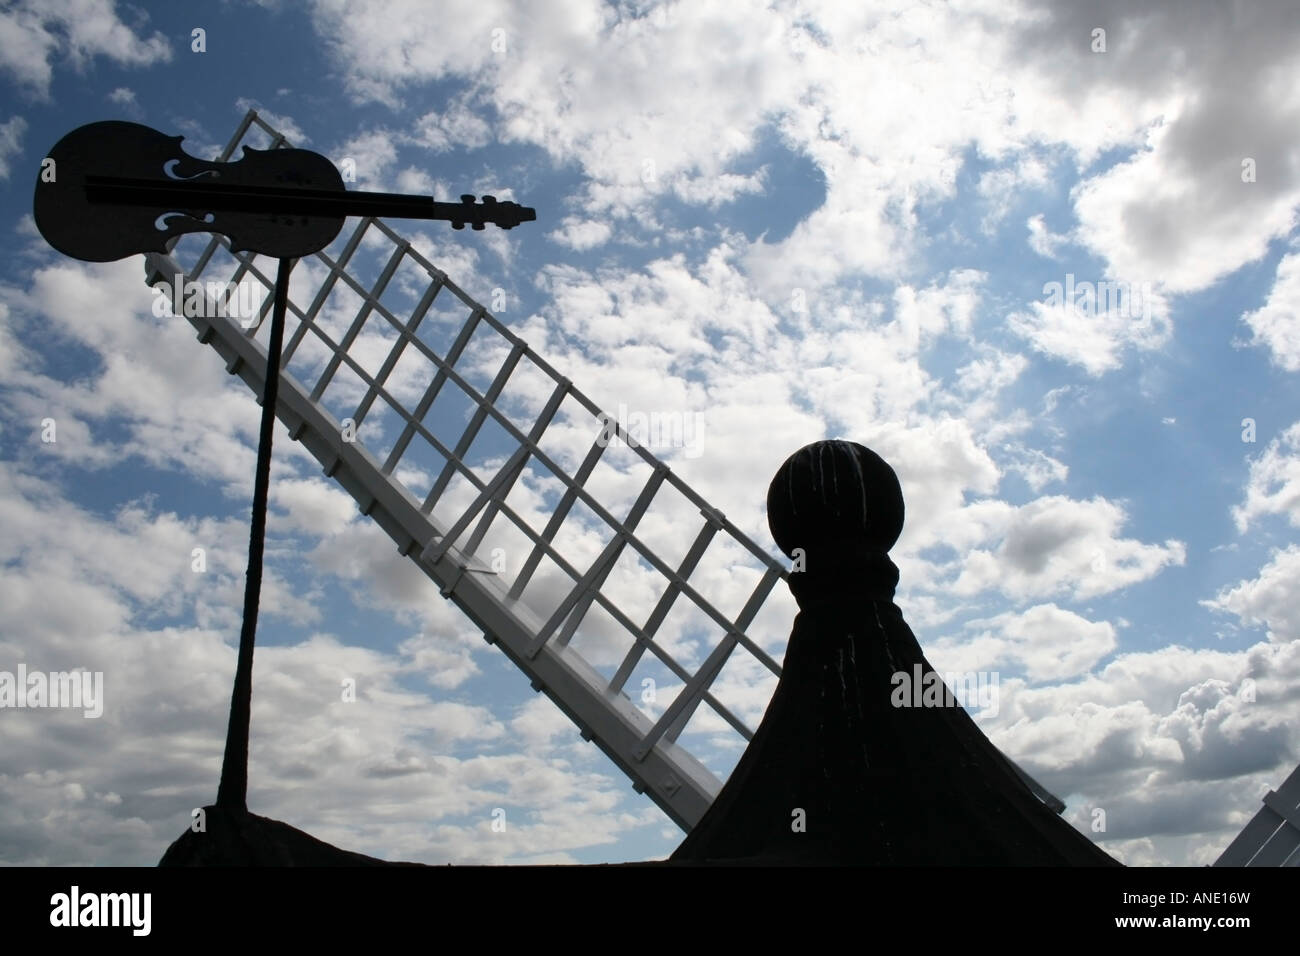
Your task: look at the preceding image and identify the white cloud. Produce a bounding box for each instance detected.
[951,495,1186,602]
[670,168,766,208]
[0,0,171,97]
[930,603,1118,683]
[301,0,1300,332]
[548,217,613,251]
[0,115,24,179]
[1232,420,1300,532]
[271,477,359,537]
[1000,445,1068,493]
[397,632,482,690]
[1006,0,1300,298]
[413,102,493,152]
[1008,279,1172,376]
[978,155,1051,233]
[1241,244,1300,371]
[1026,213,1068,259]
[334,127,399,189]
[509,694,579,748]
[985,637,1299,801]
[0,259,300,490]
[1204,545,1300,645]
[954,350,1027,396]
[394,166,439,196]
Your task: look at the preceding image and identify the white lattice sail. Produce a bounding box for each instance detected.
[145,110,797,831]
[1215,763,1300,866]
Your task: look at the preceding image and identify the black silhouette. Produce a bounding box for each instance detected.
[35,121,535,263]
[160,805,421,866]
[672,440,1119,865]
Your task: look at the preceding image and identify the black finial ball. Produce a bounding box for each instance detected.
[766,440,904,558]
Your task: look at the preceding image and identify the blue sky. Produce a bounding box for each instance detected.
[1,0,1299,866]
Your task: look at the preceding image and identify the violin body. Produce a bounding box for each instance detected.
[35,121,346,262]
[34,121,535,265]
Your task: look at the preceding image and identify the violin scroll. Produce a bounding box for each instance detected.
[449,193,535,231]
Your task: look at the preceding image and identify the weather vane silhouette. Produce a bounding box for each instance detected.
[33,120,537,819]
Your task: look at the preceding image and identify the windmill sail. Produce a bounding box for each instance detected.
[145,109,799,831]
[1214,763,1300,866]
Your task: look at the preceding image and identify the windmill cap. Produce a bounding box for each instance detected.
[767,440,905,557]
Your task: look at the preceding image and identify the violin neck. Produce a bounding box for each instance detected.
[84,175,527,228]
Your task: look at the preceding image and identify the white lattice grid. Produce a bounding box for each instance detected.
[159,110,799,785]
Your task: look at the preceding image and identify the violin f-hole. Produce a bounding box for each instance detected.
[155,211,216,233]
[164,159,220,182]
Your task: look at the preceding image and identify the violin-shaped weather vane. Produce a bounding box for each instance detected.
[33,119,537,815]
[35,120,534,262]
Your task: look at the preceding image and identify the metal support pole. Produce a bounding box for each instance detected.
[216,256,294,811]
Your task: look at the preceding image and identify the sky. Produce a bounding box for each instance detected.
[1,0,1299,867]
